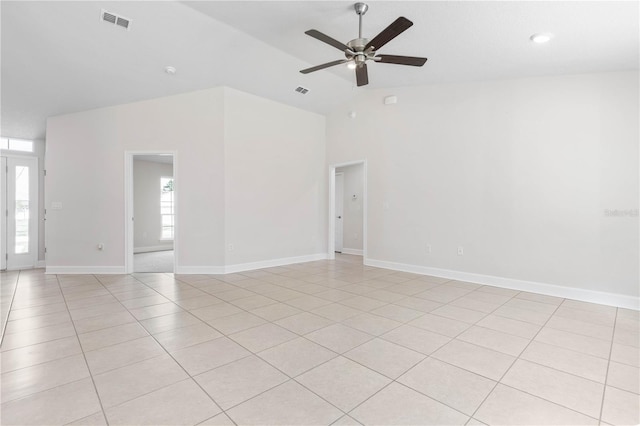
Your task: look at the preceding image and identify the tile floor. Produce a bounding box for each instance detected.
[1,255,638,425]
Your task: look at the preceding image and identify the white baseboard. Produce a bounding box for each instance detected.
[45,266,126,275]
[175,253,329,275]
[365,258,639,310]
[341,248,363,256]
[134,245,173,254]
[225,253,328,274]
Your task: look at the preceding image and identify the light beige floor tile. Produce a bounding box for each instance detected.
[515,291,564,306]
[120,294,171,310]
[230,294,277,310]
[521,341,608,383]
[73,311,137,334]
[4,311,71,335]
[226,380,342,425]
[296,356,390,411]
[78,322,149,352]
[535,326,611,359]
[315,289,358,302]
[381,324,451,355]
[614,327,640,348]
[172,294,223,310]
[449,296,502,314]
[345,338,425,379]
[457,325,530,356]
[65,411,108,425]
[8,302,68,321]
[398,357,496,415]
[274,312,334,335]
[601,385,640,425]
[393,296,442,313]
[305,323,372,353]
[607,361,640,394]
[198,412,236,425]
[259,337,337,377]
[562,299,617,315]
[190,303,243,321]
[476,314,541,339]
[93,354,188,408]
[0,378,102,425]
[553,305,616,327]
[85,336,165,375]
[369,304,424,322]
[493,305,553,325]
[366,289,406,303]
[171,336,250,376]
[311,303,362,321]
[409,313,470,337]
[105,379,220,425]
[195,355,288,409]
[154,322,222,351]
[284,295,332,310]
[338,295,387,311]
[140,311,202,334]
[503,298,558,314]
[476,286,520,297]
[502,359,604,418]
[415,286,472,304]
[432,339,515,381]
[129,302,183,320]
[342,312,402,336]
[545,316,614,341]
[69,302,128,321]
[1,354,90,403]
[250,303,302,321]
[1,336,81,373]
[0,322,77,351]
[431,304,487,324]
[204,311,267,335]
[611,342,640,367]
[474,384,598,425]
[228,323,297,352]
[350,382,469,425]
[331,415,362,425]
[466,417,488,426]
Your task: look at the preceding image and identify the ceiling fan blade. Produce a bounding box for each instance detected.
[376,55,427,66]
[356,63,369,87]
[300,59,348,74]
[305,29,350,52]
[365,17,413,51]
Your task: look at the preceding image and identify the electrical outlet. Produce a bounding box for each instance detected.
[457,246,464,255]
[228,244,234,251]
[426,244,432,254]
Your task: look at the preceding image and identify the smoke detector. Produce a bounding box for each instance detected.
[100,9,132,31]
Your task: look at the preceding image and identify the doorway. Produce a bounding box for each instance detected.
[125,152,176,273]
[1,156,38,270]
[329,160,367,260]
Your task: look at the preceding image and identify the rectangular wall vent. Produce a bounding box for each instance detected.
[101,9,131,31]
[295,86,310,95]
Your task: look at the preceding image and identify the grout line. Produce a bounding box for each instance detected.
[0,270,22,347]
[598,307,619,425]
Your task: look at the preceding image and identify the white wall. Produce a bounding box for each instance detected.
[45,86,326,273]
[46,88,226,272]
[223,88,326,267]
[327,71,639,304]
[133,159,174,253]
[336,164,364,253]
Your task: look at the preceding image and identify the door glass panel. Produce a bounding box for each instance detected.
[15,166,29,254]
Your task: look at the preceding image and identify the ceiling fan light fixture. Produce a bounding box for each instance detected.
[530,33,554,43]
[347,62,357,70]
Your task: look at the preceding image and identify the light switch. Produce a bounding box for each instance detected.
[51,202,63,210]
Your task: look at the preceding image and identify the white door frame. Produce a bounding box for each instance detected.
[328,160,367,261]
[334,172,344,253]
[124,151,178,274]
[2,155,39,270]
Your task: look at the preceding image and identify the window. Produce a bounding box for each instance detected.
[160,177,174,240]
[1,137,33,152]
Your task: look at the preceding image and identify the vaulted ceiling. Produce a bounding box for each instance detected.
[2,1,638,140]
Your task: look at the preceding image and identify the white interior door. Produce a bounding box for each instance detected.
[3,156,38,270]
[335,172,344,253]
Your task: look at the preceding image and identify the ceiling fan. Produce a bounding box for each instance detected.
[300,3,428,87]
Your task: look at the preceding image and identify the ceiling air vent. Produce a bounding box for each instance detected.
[101,9,131,31]
[295,86,310,95]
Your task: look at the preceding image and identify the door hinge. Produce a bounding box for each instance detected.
[44,169,47,176]
[44,247,47,254]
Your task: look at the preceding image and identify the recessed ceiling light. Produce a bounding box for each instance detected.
[347,62,357,70]
[530,33,554,44]
[164,66,177,75]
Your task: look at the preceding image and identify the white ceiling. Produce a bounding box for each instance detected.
[2,1,638,141]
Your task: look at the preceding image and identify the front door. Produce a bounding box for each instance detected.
[1,156,38,270]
